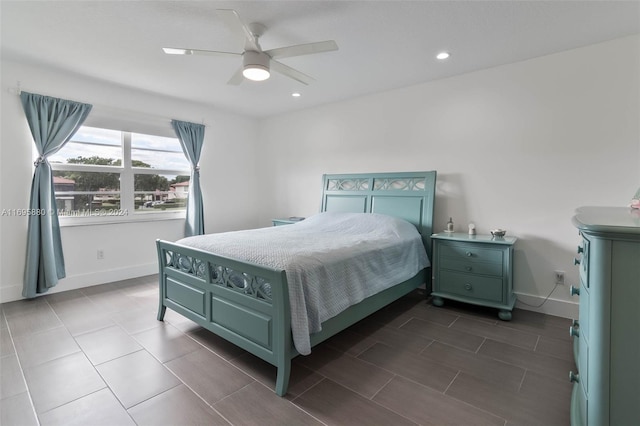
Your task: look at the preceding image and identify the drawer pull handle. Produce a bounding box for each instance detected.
[574,258,581,266]
[464,283,473,291]
[465,266,473,272]
[569,326,580,338]
[570,286,580,296]
[569,371,580,383]
[465,251,473,257]
[577,245,584,254]
[572,319,579,328]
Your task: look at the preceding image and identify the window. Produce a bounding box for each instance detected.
[50,126,190,222]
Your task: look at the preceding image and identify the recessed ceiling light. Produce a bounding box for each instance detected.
[436,52,450,60]
[292,92,301,98]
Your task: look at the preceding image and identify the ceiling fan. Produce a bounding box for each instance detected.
[163,9,339,85]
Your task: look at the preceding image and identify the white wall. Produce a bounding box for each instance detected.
[2,35,638,315]
[256,35,640,318]
[0,60,260,302]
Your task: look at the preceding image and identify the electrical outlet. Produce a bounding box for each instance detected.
[97,249,104,260]
[554,270,565,285]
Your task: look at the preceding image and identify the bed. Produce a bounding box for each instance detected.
[156,171,437,396]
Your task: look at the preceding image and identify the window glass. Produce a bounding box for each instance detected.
[50,127,122,164]
[50,126,190,220]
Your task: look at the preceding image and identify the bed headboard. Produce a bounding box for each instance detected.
[321,171,437,259]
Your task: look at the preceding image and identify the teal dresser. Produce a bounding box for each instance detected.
[431,233,517,320]
[570,206,640,426]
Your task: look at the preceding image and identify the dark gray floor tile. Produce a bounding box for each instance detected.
[446,371,567,426]
[2,297,50,319]
[230,351,324,398]
[293,378,417,426]
[96,350,180,408]
[23,352,105,413]
[81,285,140,313]
[296,344,395,398]
[0,392,38,426]
[14,326,80,369]
[112,306,163,335]
[322,327,378,356]
[348,322,434,354]
[478,338,574,380]
[1,354,27,399]
[5,302,61,337]
[451,316,539,350]
[0,325,15,357]
[357,342,458,392]
[128,384,230,426]
[165,348,254,405]
[132,322,201,363]
[400,317,486,352]
[49,297,115,336]
[38,388,135,426]
[75,324,142,365]
[0,278,574,426]
[374,375,506,426]
[187,327,250,360]
[215,381,323,425]
[535,335,575,363]
[420,341,525,391]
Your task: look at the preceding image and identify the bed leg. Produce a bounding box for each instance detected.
[157,305,166,321]
[275,359,291,396]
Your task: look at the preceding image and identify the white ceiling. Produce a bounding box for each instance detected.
[2,1,639,118]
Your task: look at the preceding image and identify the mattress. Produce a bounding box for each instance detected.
[177,211,429,354]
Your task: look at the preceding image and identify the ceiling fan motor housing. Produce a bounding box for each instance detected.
[243,50,270,80]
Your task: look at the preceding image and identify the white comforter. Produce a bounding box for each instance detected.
[177,212,429,355]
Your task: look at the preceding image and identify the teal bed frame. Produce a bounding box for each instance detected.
[156,171,437,396]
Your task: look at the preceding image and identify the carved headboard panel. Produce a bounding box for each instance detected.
[321,171,437,259]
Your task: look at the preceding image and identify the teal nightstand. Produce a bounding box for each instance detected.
[431,232,517,320]
[272,217,305,226]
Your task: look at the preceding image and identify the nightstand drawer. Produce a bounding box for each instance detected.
[439,244,503,264]
[440,257,503,277]
[438,271,503,303]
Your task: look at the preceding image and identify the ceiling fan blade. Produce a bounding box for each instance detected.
[227,67,244,85]
[163,47,241,58]
[271,60,314,85]
[216,9,260,52]
[265,40,338,60]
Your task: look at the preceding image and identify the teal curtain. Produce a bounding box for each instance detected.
[171,119,205,236]
[21,92,92,298]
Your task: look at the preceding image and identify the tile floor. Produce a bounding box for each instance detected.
[1,275,574,425]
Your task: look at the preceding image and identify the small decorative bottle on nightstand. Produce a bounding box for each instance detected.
[431,232,517,320]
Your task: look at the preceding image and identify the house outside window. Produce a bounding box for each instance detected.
[49,126,190,223]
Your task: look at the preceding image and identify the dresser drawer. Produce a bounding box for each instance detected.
[439,244,504,264]
[579,333,589,396]
[438,271,504,303]
[439,257,503,277]
[578,279,589,340]
[578,237,589,287]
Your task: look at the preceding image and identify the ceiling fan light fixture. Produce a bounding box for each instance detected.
[243,51,270,81]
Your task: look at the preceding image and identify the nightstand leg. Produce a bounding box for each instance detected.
[432,296,444,307]
[498,310,512,321]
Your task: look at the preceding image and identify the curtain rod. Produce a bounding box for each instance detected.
[7,81,206,126]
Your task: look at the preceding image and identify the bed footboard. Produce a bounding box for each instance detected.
[156,239,293,396]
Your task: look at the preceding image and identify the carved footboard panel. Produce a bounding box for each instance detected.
[156,239,293,395]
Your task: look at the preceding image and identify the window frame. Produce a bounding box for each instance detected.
[51,127,190,227]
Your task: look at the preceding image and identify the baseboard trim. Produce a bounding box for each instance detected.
[514,291,578,319]
[0,262,157,303]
